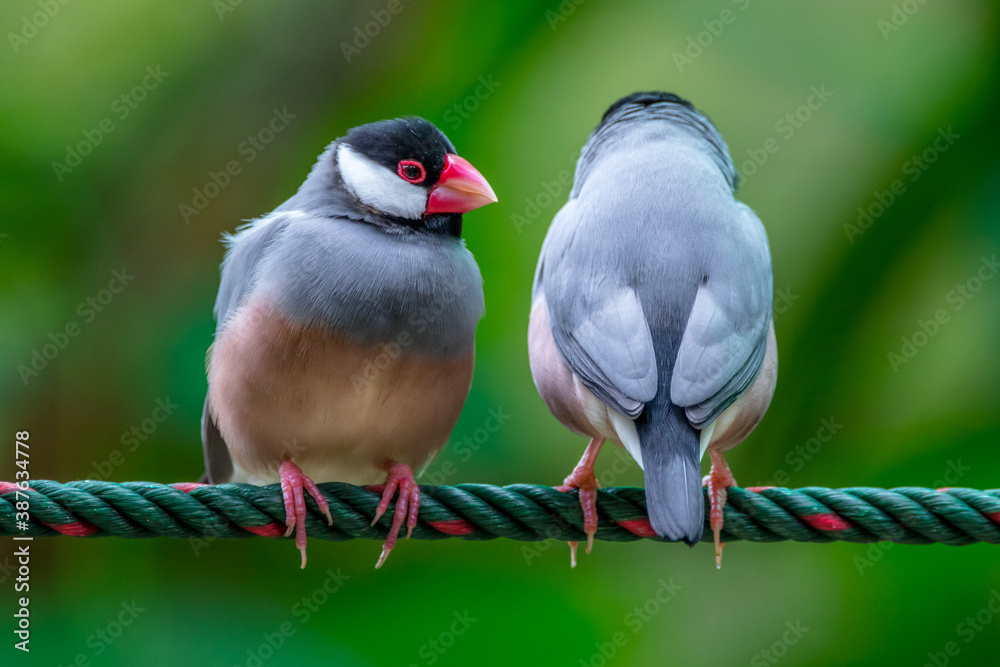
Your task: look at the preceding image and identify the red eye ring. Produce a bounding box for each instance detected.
[397,160,426,184]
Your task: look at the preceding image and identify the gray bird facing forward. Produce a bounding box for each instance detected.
[528,92,777,567]
[201,117,497,568]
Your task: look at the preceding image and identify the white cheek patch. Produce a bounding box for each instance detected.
[337,144,428,220]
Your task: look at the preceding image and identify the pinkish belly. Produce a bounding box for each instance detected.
[208,299,474,485]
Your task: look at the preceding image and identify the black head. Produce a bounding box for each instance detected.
[334,117,496,234]
[593,92,701,136]
[583,91,738,191]
[600,91,695,125]
[342,117,455,192]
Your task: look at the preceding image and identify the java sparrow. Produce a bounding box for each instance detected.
[528,92,777,567]
[201,116,497,568]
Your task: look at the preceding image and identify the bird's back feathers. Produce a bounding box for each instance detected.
[533,93,772,541]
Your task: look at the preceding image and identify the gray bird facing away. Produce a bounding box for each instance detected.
[528,92,777,567]
[201,116,497,568]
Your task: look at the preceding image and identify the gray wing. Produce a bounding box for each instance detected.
[535,202,657,418]
[201,214,293,482]
[670,203,773,426]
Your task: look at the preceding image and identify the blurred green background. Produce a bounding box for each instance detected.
[2,0,999,664]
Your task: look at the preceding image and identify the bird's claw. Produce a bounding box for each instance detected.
[558,453,601,567]
[371,462,420,569]
[703,451,737,569]
[279,460,330,569]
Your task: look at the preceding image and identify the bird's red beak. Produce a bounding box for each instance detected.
[425,154,498,215]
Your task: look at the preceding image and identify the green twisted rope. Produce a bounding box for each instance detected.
[1,481,999,545]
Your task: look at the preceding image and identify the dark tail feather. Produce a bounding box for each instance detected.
[201,395,233,484]
[636,402,704,545]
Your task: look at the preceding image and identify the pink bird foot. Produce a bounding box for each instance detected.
[279,460,334,569]
[557,438,604,568]
[370,462,420,569]
[701,449,737,569]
